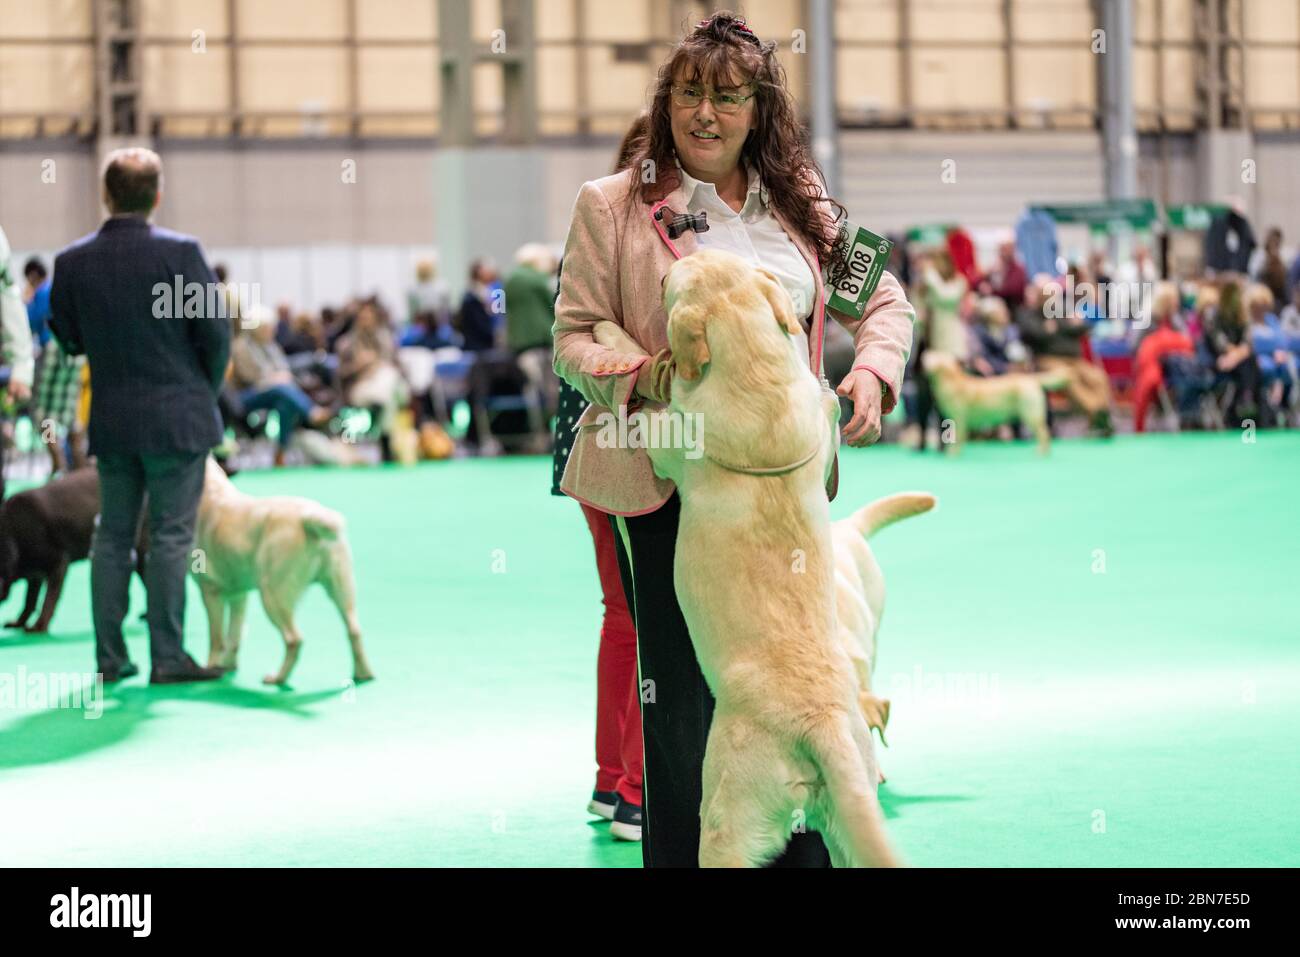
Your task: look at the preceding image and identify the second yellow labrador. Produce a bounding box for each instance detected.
[921,351,1069,454]
[595,248,907,867]
[192,458,375,686]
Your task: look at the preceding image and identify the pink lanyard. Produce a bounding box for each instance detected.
[649,199,681,258]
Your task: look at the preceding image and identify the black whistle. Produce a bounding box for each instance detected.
[656,207,709,240]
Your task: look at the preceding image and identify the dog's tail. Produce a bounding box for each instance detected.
[1033,369,1072,391]
[301,506,345,541]
[804,716,900,867]
[844,492,937,540]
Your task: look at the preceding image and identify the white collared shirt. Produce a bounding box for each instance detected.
[676,161,819,334]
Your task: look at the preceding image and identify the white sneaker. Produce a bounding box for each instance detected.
[610,797,643,841]
[587,790,617,821]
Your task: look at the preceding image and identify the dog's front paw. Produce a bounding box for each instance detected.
[23,622,50,634]
[592,321,648,356]
[4,619,28,630]
[592,321,619,348]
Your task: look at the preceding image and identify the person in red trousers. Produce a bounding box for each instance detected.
[580,502,644,840]
[1133,282,1194,433]
[551,378,644,842]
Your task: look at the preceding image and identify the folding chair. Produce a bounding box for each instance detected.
[467,350,545,454]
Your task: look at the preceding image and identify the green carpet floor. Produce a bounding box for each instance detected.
[0,431,1297,867]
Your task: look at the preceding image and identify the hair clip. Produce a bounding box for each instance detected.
[698,16,752,31]
[697,16,760,43]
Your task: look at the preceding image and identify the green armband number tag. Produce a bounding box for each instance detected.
[825,221,892,320]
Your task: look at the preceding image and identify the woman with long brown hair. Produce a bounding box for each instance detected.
[1205,277,1262,427]
[553,12,914,867]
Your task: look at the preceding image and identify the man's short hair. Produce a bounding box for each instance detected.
[103,147,163,215]
[23,257,48,281]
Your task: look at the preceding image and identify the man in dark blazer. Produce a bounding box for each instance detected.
[50,148,230,683]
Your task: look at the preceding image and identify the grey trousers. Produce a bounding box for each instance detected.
[92,451,206,674]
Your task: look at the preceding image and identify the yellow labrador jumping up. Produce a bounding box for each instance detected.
[193,458,374,686]
[596,247,910,867]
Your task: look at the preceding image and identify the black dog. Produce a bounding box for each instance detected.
[0,468,146,633]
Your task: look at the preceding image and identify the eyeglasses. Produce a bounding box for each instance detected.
[671,85,755,114]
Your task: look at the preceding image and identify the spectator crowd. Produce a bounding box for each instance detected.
[7,245,563,474]
[8,212,1299,477]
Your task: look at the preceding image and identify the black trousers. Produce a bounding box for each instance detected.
[611,494,831,868]
[904,348,938,444]
[1221,356,1265,427]
[92,451,207,674]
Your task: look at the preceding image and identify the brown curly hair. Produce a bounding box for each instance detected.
[625,11,845,262]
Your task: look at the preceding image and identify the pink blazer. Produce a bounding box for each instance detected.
[553,166,915,516]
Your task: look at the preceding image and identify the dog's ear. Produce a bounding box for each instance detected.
[668,302,710,381]
[756,269,801,336]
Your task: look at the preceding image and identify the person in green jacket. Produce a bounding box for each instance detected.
[505,243,560,430]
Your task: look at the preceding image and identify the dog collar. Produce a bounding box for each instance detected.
[703,442,821,476]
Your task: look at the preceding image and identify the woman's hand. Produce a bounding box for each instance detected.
[837,369,885,447]
[5,378,30,403]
